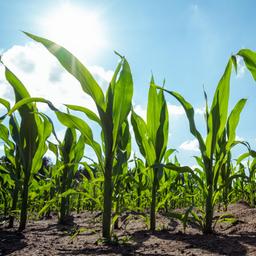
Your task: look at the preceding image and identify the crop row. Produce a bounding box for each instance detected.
[0,32,256,241]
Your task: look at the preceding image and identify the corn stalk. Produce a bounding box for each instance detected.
[16,32,134,240]
[131,79,169,231]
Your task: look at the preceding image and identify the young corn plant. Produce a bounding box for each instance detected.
[20,32,133,240]
[0,156,14,218]
[0,100,13,220]
[131,80,169,231]
[158,58,247,233]
[112,120,132,229]
[219,152,233,211]
[0,116,22,227]
[236,150,256,207]
[132,155,151,211]
[59,128,85,223]
[0,99,23,227]
[2,66,52,231]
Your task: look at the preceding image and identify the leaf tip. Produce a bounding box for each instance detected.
[114,50,124,59]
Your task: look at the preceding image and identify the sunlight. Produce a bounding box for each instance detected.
[40,3,107,58]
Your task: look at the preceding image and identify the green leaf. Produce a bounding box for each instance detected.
[226,99,247,150]
[163,148,176,163]
[155,86,206,158]
[0,98,10,112]
[131,109,156,166]
[112,58,133,149]
[8,96,103,169]
[65,104,101,126]
[0,124,10,145]
[55,111,103,168]
[24,32,105,110]
[161,163,205,190]
[147,83,161,145]
[237,49,256,81]
[31,114,52,173]
[48,141,59,158]
[206,59,232,158]
[155,90,169,162]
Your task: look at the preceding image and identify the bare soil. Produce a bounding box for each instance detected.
[1,202,256,255]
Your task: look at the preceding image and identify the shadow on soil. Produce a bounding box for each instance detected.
[1,227,256,255]
[152,230,253,256]
[0,230,27,255]
[58,230,256,256]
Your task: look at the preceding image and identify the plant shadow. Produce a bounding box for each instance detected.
[153,230,252,255]
[0,229,27,255]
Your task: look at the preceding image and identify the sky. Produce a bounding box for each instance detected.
[0,0,256,166]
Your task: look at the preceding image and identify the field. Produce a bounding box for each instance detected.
[1,31,256,256]
[1,202,256,255]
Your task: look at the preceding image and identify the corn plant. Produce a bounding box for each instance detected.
[18,32,133,240]
[0,99,20,226]
[1,65,53,231]
[58,128,85,223]
[112,120,131,228]
[131,79,169,231]
[0,117,22,227]
[0,156,14,218]
[131,155,150,211]
[235,150,256,207]
[158,58,247,233]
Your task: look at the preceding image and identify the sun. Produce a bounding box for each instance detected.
[40,3,107,58]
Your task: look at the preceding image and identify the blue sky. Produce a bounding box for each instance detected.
[0,0,256,166]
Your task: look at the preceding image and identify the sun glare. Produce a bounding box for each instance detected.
[40,3,107,58]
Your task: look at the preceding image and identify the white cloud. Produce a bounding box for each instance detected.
[168,104,204,116]
[167,104,185,116]
[132,102,203,126]
[133,103,186,119]
[89,65,113,92]
[195,107,205,115]
[179,139,199,152]
[236,135,244,141]
[0,42,113,112]
[133,104,147,121]
[236,56,246,79]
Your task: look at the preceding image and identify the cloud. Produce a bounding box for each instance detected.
[167,104,185,116]
[0,42,114,112]
[195,107,205,115]
[89,65,114,92]
[236,56,246,79]
[133,103,186,120]
[179,139,199,152]
[133,104,147,121]
[168,104,204,116]
[236,135,244,141]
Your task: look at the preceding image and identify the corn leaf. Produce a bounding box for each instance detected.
[65,104,101,126]
[237,49,256,81]
[131,109,156,166]
[226,99,247,150]
[206,59,232,158]
[24,32,105,110]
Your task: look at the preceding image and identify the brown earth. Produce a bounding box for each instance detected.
[1,201,256,256]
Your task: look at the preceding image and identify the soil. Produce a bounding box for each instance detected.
[1,201,256,255]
